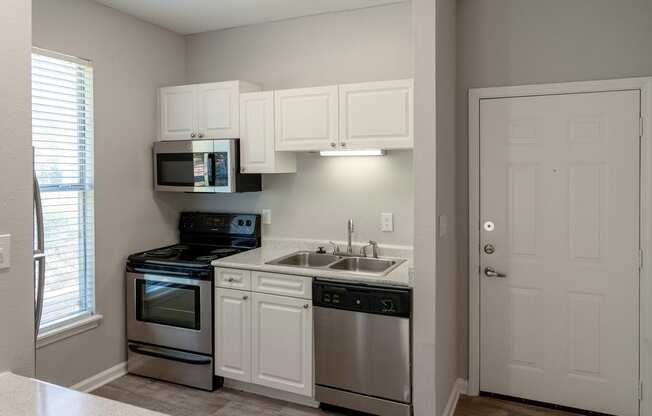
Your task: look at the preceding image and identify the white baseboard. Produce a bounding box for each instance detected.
[70,362,127,393]
[442,378,468,416]
[224,379,319,408]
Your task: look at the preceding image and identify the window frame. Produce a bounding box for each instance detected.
[32,47,101,345]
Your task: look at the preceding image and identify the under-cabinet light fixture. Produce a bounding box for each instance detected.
[319,149,387,157]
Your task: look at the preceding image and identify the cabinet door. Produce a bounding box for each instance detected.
[215,288,252,382]
[252,293,313,396]
[197,81,239,139]
[339,79,414,149]
[275,86,338,151]
[240,91,275,173]
[159,85,197,141]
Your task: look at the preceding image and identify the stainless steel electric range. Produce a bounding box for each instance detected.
[126,212,261,391]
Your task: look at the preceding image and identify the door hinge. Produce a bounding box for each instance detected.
[638,249,644,271]
[638,380,644,402]
[640,117,644,139]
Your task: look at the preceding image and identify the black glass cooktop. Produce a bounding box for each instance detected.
[128,244,246,266]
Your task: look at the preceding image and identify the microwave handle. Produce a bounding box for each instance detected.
[207,153,215,186]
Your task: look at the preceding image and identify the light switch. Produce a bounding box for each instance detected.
[261,209,272,225]
[0,234,10,270]
[381,213,393,232]
[439,215,448,237]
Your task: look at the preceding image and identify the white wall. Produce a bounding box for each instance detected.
[32,0,186,387]
[0,0,35,377]
[456,0,652,380]
[181,3,415,247]
[434,0,458,413]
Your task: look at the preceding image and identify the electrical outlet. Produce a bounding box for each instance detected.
[381,213,394,232]
[0,234,10,270]
[261,209,272,225]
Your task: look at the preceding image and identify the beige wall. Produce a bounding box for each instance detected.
[435,0,458,413]
[181,3,415,247]
[456,0,652,378]
[411,0,437,413]
[0,0,35,377]
[32,0,186,386]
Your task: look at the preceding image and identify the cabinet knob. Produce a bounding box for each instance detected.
[198,133,204,138]
[243,295,249,300]
[340,142,346,147]
[190,133,196,138]
[227,277,234,282]
[330,142,336,148]
[241,167,246,173]
[303,304,310,309]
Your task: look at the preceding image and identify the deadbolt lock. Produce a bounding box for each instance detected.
[484,244,495,254]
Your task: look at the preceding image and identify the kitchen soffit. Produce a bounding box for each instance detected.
[92,0,409,35]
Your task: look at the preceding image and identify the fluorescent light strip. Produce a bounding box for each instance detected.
[319,149,386,157]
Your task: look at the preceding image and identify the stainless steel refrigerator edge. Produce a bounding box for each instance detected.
[33,148,46,341]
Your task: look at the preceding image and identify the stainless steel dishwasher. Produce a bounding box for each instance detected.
[313,279,412,416]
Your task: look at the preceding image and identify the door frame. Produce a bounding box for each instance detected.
[467,78,652,415]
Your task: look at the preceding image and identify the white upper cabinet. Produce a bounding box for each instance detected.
[158,85,197,141]
[158,81,260,141]
[215,288,252,383]
[251,292,313,397]
[274,85,339,151]
[339,79,414,149]
[240,91,296,174]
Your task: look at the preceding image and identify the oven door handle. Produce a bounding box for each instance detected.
[128,344,211,365]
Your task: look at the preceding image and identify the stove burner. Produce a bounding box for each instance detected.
[195,255,220,262]
[144,245,187,259]
[210,248,239,256]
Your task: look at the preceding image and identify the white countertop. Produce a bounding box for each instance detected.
[212,239,414,287]
[0,373,165,416]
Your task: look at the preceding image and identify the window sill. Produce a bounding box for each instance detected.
[36,314,103,349]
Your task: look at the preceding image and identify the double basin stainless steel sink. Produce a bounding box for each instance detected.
[266,251,405,276]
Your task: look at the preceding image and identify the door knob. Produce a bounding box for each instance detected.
[190,133,196,138]
[484,267,506,278]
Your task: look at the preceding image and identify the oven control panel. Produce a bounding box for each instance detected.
[179,212,260,236]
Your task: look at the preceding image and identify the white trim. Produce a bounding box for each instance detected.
[32,46,92,66]
[36,314,103,349]
[70,362,127,393]
[442,379,468,416]
[467,77,651,416]
[223,378,319,408]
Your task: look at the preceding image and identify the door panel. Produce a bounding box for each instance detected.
[339,79,414,149]
[252,292,312,396]
[480,91,640,416]
[274,86,338,151]
[215,288,251,382]
[159,85,196,141]
[197,82,239,139]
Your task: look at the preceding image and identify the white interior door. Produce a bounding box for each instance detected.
[480,90,640,416]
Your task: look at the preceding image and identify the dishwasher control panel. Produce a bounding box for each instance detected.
[313,280,411,318]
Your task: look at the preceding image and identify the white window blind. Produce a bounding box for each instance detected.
[32,49,95,330]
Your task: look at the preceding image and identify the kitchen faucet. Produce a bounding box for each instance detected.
[347,219,354,255]
[326,219,355,256]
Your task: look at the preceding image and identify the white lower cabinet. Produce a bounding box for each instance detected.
[251,292,313,397]
[214,269,313,397]
[215,288,252,382]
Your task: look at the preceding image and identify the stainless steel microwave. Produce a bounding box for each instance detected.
[153,139,261,193]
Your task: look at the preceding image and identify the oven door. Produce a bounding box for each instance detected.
[126,271,212,354]
[154,140,215,192]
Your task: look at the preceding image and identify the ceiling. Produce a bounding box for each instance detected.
[93,0,409,35]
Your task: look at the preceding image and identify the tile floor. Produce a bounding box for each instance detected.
[93,375,584,416]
